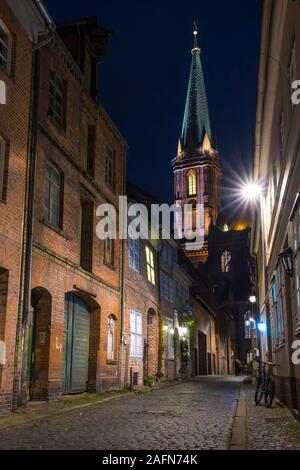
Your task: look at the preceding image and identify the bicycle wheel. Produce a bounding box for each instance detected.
[265,378,275,408]
[255,386,264,405]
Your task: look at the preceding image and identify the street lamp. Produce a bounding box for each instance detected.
[249,295,256,304]
[257,321,266,333]
[241,182,262,202]
[278,247,294,278]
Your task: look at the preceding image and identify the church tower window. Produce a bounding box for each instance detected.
[221,251,231,273]
[187,171,197,196]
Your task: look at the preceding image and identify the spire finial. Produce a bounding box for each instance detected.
[192,21,201,53]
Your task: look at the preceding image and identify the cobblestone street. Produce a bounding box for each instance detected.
[0,377,241,450]
[0,376,299,450]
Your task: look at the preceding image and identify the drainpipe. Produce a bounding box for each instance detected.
[14,17,55,407]
[119,147,127,390]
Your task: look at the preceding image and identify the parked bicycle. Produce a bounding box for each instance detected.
[254,359,279,408]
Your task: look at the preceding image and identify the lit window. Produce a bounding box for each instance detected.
[128,237,140,272]
[130,310,142,357]
[221,251,231,273]
[104,238,114,266]
[146,246,155,285]
[107,315,116,360]
[188,171,197,196]
[44,161,63,228]
[106,146,115,190]
[0,20,12,74]
[48,69,66,129]
[0,136,7,201]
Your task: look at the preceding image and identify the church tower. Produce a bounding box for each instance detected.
[172,25,221,266]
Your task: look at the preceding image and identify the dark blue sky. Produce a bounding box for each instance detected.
[45,0,262,206]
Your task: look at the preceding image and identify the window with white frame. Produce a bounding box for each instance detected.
[166,318,175,360]
[0,20,12,74]
[146,246,155,285]
[292,197,300,323]
[0,136,6,201]
[271,265,285,347]
[128,238,140,272]
[130,310,142,357]
[107,314,116,361]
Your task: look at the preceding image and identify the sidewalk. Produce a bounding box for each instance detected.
[230,382,300,450]
[0,380,181,432]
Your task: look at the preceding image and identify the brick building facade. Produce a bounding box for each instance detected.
[0,0,52,411]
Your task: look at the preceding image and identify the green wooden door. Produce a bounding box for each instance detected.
[62,294,90,394]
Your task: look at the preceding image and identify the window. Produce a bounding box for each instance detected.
[160,271,173,302]
[146,246,155,285]
[106,146,115,190]
[81,121,96,177]
[130,310,142,357]
[107,315,116,361]
[128,237,140,272]
[292,198,300,323]
[166,319,175,360]
[0,20,12,74]
[80,200,94,272]
[104,237,114,267]
[271,265,285,347]
[44,161,63,228]
[188,171,197,196]
[289,41,297,87]
[49,69,66,129]
[0,136,7,201]
[244,313,251,340]
[221,251,231,273]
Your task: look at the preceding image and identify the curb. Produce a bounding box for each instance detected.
[228,381,247,450]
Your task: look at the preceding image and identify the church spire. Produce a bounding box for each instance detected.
[180,24,212,156]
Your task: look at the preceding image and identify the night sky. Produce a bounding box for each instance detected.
[44,0,263,212]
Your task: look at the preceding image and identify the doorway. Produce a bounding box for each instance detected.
[62,293,90,394]
[198,331,208,375]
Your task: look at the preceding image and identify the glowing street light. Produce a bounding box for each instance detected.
[249,295,256,304]
[257,321,266,333]
[241,182,262,202]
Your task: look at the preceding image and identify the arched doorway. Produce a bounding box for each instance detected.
[29,287,52,400]
[62,293,90,394]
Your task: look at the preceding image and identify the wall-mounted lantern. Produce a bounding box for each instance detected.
[278,247,294,278]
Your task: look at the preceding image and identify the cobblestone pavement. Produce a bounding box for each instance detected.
[245,384,300,450]
[0,376,242,450]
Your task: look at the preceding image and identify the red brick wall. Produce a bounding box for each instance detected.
[122,238,159,388]
[0,1,33,411]
[24,34,126,399]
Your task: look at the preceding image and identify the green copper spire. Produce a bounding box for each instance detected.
[180,24,212,155]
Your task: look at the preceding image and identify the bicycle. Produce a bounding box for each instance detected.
[254,360,279,408]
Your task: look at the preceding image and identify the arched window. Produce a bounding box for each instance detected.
[107,314,116,360]
[221,251,231,273]
[187,171,197,196]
